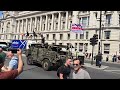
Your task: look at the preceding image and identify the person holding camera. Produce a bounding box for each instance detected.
[2,49,20,79]
[0,49,23,79]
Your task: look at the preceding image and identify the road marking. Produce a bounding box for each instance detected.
[104,70,120,71]
[104,70,120,75]
[106,71,120,75]
[84,63,109,70]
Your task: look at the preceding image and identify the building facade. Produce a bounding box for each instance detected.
[0,11,120,61]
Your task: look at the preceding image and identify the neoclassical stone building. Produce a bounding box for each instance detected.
[0,11,120,61]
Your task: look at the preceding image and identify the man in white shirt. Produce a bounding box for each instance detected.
[72,58,91,79]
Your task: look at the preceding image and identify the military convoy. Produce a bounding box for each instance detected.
[25,43,73,71]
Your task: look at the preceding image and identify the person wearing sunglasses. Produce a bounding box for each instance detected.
[72,58,91,79]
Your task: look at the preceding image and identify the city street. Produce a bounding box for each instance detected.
[1,11,120,79]
[4,55,120,79]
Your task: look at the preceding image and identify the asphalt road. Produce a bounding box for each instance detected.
[85,59,120,68]
[4,55,120,79]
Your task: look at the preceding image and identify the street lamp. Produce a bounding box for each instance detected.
[101,24,104,54]
[95,11,107,67]
[98,11,107,54]
[98,11,102,54]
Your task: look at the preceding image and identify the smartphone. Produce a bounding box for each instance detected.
[8,48,19,53]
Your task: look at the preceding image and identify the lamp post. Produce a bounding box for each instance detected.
[95,11,107,67]
[101,24,104,54]
[98,11,102,54]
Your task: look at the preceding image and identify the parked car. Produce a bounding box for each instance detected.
[0,44,9,51]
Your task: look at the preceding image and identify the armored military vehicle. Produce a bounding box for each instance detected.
[25,43,73,71]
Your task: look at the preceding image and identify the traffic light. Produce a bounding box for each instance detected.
[93,34,98,44]
[93,34,98,39]
[90,38,94,45]
[90,34,98,46]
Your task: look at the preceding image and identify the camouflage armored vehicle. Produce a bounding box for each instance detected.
[25,43,73,71]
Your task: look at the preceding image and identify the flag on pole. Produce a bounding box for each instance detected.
[71,24,84,34]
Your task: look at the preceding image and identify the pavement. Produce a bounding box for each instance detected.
[83,63,109,70]
[85,58,120,67]
[85,58,120,64]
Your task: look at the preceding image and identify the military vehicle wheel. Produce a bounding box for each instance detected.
[42,59,51,71]
[27,56,34,65]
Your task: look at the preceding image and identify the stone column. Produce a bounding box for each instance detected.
[26,18,28,32]
[13,19,17,40]
[17,20,20,39]
[35,17,37,31]
[3,22,7,40]
[40,16,42,31]
[51,13,54,31]
[111,11,119,27]
[58,12,61,30]
[21,19,24,33]
[45,15,48,31]
[19,20,22,40]
[65,11,68,30]
[15,20,17,34]
[30,18,32,33]
[9,19,13,40]
[89,11,97,28]
[21,19,24,40]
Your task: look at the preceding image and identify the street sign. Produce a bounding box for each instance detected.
[11,40,27,49]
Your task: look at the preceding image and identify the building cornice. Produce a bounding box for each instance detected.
[14,11,64,19]
[35,30,70,34]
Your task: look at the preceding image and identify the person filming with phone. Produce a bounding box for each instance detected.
[0,49,23,79]
[1,49,21,79]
